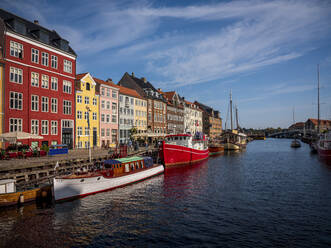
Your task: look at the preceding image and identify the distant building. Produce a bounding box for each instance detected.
[118,72,167,136]
[0,50,4,148]
[184,100,203,135]
[194,101,222,139]
[0,9,77,148]
[305,118,331,132]
[158,90,184,134]
[75,73,99,148]
[94,78,119,148]
[288,122,304,130]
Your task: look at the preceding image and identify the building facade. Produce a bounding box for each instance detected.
[94,78,119,148]
[0,9,76,148]
[0,53,4,148]
[134,97,147,135]
[118,72,167,136]
[184,101,203,135]
[305,118,331,132]
[158,90,184,134]
[194,101,222,140]
[116,85,142,144]
[75,73,99,148]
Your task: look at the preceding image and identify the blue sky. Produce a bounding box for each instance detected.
[2,0,331,128]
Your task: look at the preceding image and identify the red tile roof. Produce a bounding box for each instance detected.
[76,73,88,80]
[113,84,144,99]
[93,77,117,88]
[308,118,331,126]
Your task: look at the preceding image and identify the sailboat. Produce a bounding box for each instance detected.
[291,107,301,148]
[222,91,247,150]
[310,65,320,153]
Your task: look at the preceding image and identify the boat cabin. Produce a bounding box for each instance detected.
[164,134,207,150]
[0,179,16,194]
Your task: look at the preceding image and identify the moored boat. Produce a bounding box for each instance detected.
[223,130,247,150]
[291,139,301,148]
[161,133,209,167]
[317,131,331,160]
[53,156,164,202]
[208,144,224,155]
[0,179,52,207]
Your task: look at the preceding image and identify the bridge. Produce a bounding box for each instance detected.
[267,129,316,139]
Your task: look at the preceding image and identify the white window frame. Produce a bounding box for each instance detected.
[41,75,49,89]
[77,127,82,136]
[77,95,82,103]
[51,77,58,91]
[31,95,39,111]
[63,100,72,115]
[51,98,58,113]
[92,112,97,120]
[63,59,72,73]
[10,41,23,58]
[93,98,97,106]
[41,52,49,66]
[51,55,58,69]
[84,96,89,105]
[63,80,72,94]
[41,120,49,135]
[9,91,23,110]
[77,111,82,119]
[9,118,22,132]
[10,67,23,84]
[51,121,58,135]
[31,48,39,63]
[41,96,49,112]
[31,72,39,87]
[31,119,39,135]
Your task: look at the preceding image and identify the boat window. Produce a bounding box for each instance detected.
[131,163,134,170]
[174,137,178,140]
[180,137,182,140]
[141,161,144,168]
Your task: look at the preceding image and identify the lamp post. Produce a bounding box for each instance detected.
[86,106,91,162]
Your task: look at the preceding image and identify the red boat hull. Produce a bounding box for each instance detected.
[162,143,209,167]
[318,147,331,159]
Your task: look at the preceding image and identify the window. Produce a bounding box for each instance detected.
[41,120,49,135]
[63,59,72,73]
[51,121,58,135]
[77,95,82,103]
[10,41,23,58]
[63,100,72,115]
[10,67,23,84]
[84,111,89,120]
[41,75,49,89]
[31,48,39,63]
[77,127,82,136]
[51,77,58,91]
[86,82,90,91]
[51,98,58,113]
[119,95,123,102]
[77,111,82,119]
[101,88,105,96]
[77,141,82,148]
[51,55,58,69]
[41,97,49,112]
[84,96,89,104]
[106,101,110,110]
[112,129,117,142]
[106,129,110,137]
[106,88,110,97]
[93,98,97,105]
[85,127,90,136]
[31,72,39,87]
[9,118,22,132]
[63,80,72,94]
[41,52,49,66]
[101,128,105,137]
[106,114,110,123]
[85,141,90,148]
[10,92,23,110]
[93,112,97,120]
[112,103,117,114]
[31,95,39,111]
[112,115,117,123]
[101,114,105,122]
[101,100,105,109]
[31,120,39,135]
[112,90,117,99]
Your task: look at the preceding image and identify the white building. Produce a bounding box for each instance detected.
[184,101,203,135]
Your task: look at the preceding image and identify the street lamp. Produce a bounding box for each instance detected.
[86,106,91,162]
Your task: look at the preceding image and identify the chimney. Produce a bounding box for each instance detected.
[158,88,162,92]
[34,20,39,25]
[141,77,147,83]
[106,78,113,82]
[131,72,135,77]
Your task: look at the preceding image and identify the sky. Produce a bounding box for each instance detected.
[1,0,331,129]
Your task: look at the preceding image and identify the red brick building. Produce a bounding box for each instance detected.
[0,9,76,148]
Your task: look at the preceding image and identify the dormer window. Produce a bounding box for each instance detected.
[86,82,90,91]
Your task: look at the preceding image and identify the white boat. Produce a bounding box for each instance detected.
[53,156,164,201]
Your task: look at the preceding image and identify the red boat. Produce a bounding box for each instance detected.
[317,131,331,160]
[161,133,209,167]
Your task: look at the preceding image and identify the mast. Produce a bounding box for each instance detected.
[317,64,320,134]
[230,90,233,130]
[236,105,239,130]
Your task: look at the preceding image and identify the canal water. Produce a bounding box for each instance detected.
[0,139,330,247]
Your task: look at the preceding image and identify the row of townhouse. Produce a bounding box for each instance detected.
[0,8,222,149]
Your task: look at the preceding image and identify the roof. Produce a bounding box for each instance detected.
[76,73,87,80]
[93,77,118,89]
[117,156,143,163]
[288,122,305,129]
[307,118,331,126]
[0,8,76,56]
[113,84,144,99]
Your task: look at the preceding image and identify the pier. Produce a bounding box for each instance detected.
[0,147,160,186]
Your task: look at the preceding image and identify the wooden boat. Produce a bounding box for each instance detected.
[291,139,301,148]
[0,179,52,207]
[317,131,331,160]
[161,133,209,167]
[53,156,164,202]
[223,130,247,150]
[254,136,266,140]
[208,144,224,155]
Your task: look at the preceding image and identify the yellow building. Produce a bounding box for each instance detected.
[134,97,147,135]
[75,73,99,148]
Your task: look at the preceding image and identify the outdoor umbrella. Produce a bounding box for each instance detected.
[0,131,43,142]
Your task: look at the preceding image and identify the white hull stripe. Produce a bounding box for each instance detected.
[165,147,209,155]
[6,58,76,80]
[6,31,77,60]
